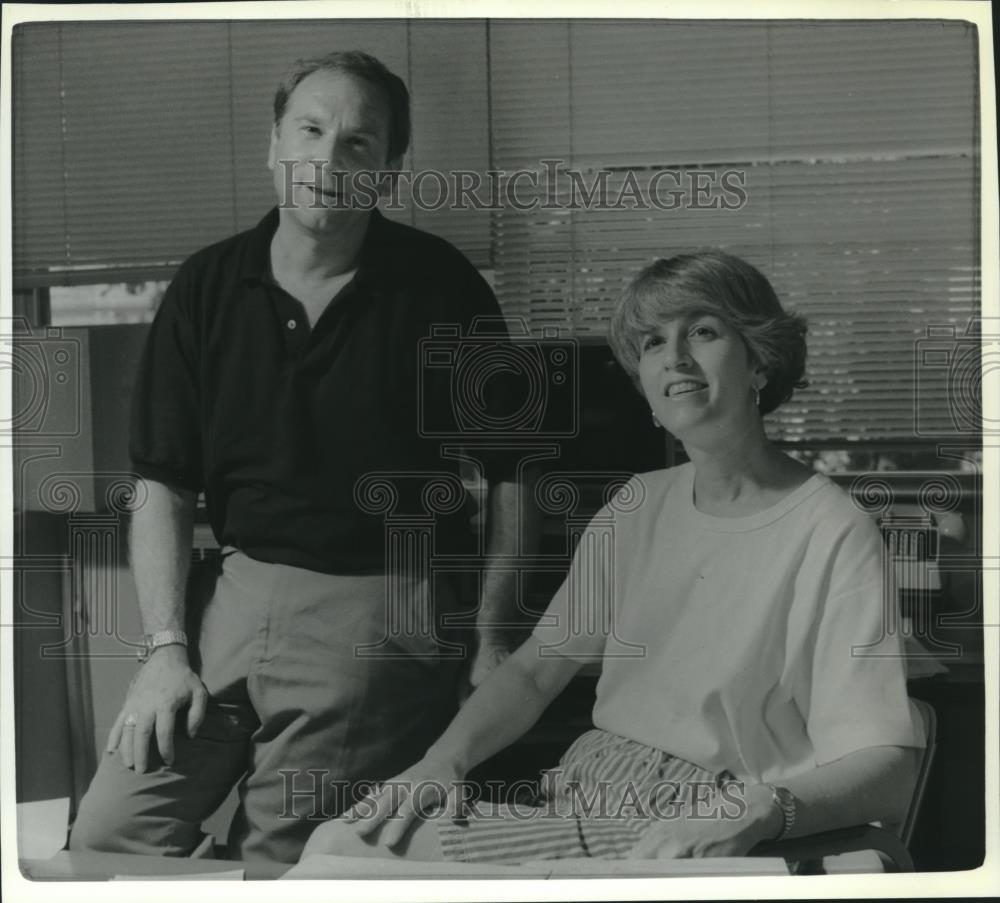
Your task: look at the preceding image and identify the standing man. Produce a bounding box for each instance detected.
[70,51,532,864]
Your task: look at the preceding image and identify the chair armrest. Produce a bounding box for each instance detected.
[749,824,914,872]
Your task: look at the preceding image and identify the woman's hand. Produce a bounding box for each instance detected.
[341,756,467,849]
[628,784,779,859]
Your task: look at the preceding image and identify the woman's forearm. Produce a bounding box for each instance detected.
[746,744,920,841]
[426,635,582,776]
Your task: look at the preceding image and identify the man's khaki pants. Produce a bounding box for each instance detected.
[69,550,466,863]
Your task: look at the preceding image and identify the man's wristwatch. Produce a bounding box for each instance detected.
[138,630,188,663]
[764,784,796,841]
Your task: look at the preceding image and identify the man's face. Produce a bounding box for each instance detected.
[268,69,398,236]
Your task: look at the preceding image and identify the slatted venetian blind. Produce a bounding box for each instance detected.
[490,19,980,442]
[11,19,491,273]
[12,22,237,274]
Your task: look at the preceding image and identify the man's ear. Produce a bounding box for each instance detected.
[267,124,279,172]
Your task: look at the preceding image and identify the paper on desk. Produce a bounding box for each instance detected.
[517,857,788,876]
[283,854,788,879]
[16,797,70,860]
[284,855,525,879]
[112,869,245,880]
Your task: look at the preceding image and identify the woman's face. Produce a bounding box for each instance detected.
[637,311,761,442]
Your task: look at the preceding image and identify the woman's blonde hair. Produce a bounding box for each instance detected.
[608,249,808,415]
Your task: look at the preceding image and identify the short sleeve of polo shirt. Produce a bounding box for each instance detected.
[798,519,925,764]
[129,265,203,492]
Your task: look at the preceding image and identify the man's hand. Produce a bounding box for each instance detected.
[628,784,780,859]
[105,645,208,774]
[340,755,467,849]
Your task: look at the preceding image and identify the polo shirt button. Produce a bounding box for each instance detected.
[286,319,297,330]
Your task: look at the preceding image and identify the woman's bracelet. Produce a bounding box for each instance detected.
[763,784,796,841]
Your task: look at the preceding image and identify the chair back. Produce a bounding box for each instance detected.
[750,698,938,871]
[900,698,937,847]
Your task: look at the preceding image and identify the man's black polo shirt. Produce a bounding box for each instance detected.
[130,208,517,574]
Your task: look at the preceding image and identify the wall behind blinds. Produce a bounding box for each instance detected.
[11,19,491,273]
[491,19,979,443]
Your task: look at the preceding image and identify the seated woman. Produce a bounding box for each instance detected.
[303,249,925,863]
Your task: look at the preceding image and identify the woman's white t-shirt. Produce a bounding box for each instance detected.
[532,463,925,784]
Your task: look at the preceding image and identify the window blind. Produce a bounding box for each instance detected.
[13,22,238,273]
[489,19,980,443]
[408,21,492,267]
[11,18,982,443]
[11,19,492,274]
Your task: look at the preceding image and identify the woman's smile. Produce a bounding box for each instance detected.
[664,380,709,399]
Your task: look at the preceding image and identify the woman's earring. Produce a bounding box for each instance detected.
[652,412,662,428]
[752,384,761,408]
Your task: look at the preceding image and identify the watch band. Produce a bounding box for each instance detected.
[138,629,188,663]
[765,784,796,841]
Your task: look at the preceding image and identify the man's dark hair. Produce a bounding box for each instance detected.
[273,51,411,163]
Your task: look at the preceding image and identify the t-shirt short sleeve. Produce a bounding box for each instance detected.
[800,522,925,764]
[129,267,203,492]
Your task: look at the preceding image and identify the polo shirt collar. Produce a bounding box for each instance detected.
[240,207,393,290]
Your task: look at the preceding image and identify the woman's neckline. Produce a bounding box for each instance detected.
[681,463,828,532]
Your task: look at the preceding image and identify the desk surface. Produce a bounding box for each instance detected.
[19,851,789,881]
[19,851,289,881]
